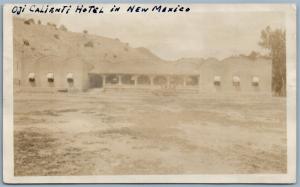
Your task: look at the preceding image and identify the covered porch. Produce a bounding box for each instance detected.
[88,73,201,90]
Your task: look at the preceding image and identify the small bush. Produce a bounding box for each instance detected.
[59,25,68,31]
[84,41,94,48]
[37,20,41,25]
[83,30,88,34]
[47,22,57,29]
[23,39,30,46]
[113,54,117,58]
[24,19,35,25]
[54,34,60,39]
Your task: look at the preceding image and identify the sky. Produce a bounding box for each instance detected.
[20,5,285,60]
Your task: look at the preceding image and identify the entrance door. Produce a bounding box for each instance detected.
[88,74,103,88]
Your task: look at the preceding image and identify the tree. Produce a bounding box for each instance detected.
[24,18,35,25]
[259,26,286,96]
[84,41,94,48]
[59,25,68,32]
[248,51,259,60]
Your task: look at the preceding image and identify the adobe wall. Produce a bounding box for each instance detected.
[19,56,90,92]
[198,57,272,95]
[16,55,272,95]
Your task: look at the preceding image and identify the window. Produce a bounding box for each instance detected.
[28,72,35,82]
[214,76,221,86]
[47,73,54,83]
[252,76,259,86]
[232,76,240,87]
[66,73,74,83]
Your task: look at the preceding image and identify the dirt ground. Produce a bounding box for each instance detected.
[14,91,287,176]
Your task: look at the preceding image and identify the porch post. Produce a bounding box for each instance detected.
[166,75,170,88]
[102,75,106,87]
[134,75,137,87]
[118,75,122,86]
[183,76,187,87]
[198,75,201,93]
[149,75,154,86]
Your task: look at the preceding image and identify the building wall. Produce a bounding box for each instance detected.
[199,57,272,95]
[17,55,272,95]
[20,55,91,92]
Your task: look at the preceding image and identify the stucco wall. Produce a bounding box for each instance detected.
[17,55,272,95]
[20,56,91,92]
[198,57,272,95]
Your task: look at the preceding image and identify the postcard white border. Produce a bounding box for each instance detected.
[2,3,297,184]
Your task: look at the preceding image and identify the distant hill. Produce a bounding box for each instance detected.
[14,17,164,64]
[13,17,271,76]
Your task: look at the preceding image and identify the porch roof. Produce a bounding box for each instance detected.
[88,62,200,75]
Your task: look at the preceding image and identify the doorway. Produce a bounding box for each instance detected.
[88,73,103,88]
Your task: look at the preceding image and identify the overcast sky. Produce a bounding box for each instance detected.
[21,7,285,60]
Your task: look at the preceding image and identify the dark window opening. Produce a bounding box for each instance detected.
[137,75,151,85]
[252,82,259,86]
[252,77,259,87]
[214,81,221,86]
[29,78,35,82]
[67,78,74,83]
[48,78,54,83]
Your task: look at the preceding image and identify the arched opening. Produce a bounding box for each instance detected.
[121,74,135,85]
[170,76,184,86]
[106,74,119,85]
[186,75,198,86]
[137,75,151,85]
[153,76,167,85]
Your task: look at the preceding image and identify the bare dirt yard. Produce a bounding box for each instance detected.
[14,91,287,176]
